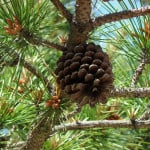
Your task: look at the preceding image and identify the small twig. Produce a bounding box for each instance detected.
[139,111,150,120]
[138,104,150,120]
[109,87,150,98]
[53,120,150,132]
[21,29,66,51]
[92,6,150,28]
[39,39,66,51]
[0,44,53,94]
[131,49,147,87]
[62,106,81,121]
[23,61,52,94]
[50,0,72,22]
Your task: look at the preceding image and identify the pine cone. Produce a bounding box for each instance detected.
[55,43,114,107]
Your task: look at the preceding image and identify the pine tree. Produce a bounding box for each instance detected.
[0,0,150,149]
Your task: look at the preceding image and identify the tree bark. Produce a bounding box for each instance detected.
[22,117,52,150]
[53,120,150,132]
[67,0,92,48]
[93,6,150,27]
[50,0,72,22]
[75,0,91,23]
[110,87,150,98]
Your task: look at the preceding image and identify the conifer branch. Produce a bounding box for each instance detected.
[50,0,72,22]
[131,49,147,87]
[37,38,66,51]
[21,29,66,51]
[0,44,53,94]
[138,104,150,120]
[21,117,52,150]
[93,6,150,28]
[23,61,52,94]
[75,0,91,24]
[53,120,150,132]
[139,111,150,120]
[11,119,150,150]
[110,87,150,98]
[67,0,92,47]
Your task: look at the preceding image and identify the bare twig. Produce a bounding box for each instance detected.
[23,61,52,94]
[62,106,81,121]
[139,111,150,120]
[131,49,147,87]
[53,120,150,132]
[50,0,72,22]
[139,104,150,120]
[21,29,66,51]
[38,39,66,51]
[0,44,53,94]
[110,87,150,98]
[92,6,150,28]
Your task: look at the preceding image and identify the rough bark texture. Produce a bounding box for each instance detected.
[131,50,147,87]
[93,6,150,27]
[53,120,150,131]
[110,87,150,98]
[50,0,72,22]
[22,118,52,150]
[67,0,92,48]
[67,22,92,48]
[75,0,91,23]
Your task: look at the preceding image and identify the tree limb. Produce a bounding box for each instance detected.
[21,116,52,150]
[139,111,150,120]
[93,6,150,28]
[37,38,66,51]
[131,49,147,87]
[75,0,91,23]
[50,0,72,22]
[67,0,92,47]
[53,120,150,132]
[110,87,150,98]
[23,61,52,94]
[21,29,66,51]
[0,44,53,94]
[139,104,150,120]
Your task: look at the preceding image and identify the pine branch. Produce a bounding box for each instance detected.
[93,6,150,28]
[131,49,147,87]
[139,104,150,120]
[21,29,66,51]
[67,0,92,47]
[10,119,150,149]
[139,111,150,120]
[50,0,72,22]
[53,120,150,132]
[23,61,52,94]
[75,0,91,23]
[37,38,66,51]
[110,87,150,98]
[21,117,52,150]
[62,106,81,121]
[0,44,53,94]
[21,87,150,149]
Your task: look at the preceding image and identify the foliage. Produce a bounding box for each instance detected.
[0,0,150,149]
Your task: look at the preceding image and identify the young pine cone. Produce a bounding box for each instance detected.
[55,43,114,107]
